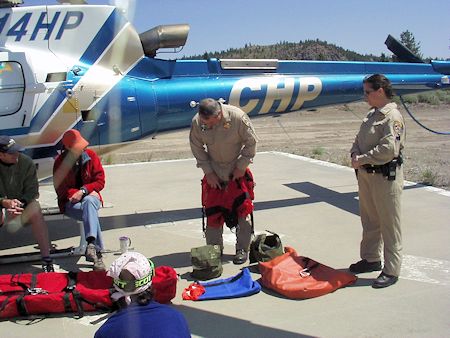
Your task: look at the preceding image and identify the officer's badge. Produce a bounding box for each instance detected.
[223,121,231,129]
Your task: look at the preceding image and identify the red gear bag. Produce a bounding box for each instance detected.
[0,271,113,318]
[0,266,178,319]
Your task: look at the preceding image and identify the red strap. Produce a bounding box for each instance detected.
[182,282,205,301]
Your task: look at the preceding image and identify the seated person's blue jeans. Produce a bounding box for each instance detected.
[64,195,104,251]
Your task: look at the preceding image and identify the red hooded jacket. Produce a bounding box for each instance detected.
[53,148,105,212]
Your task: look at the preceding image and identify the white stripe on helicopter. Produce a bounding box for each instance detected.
[17,22,144,149]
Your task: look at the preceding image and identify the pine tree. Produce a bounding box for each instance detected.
[400,30,423,59]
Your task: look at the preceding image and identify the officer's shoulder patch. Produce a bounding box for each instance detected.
[393,120,403,133]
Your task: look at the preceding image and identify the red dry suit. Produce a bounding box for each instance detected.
[201,168,254,229]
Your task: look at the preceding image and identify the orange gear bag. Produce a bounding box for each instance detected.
[259,247,357,299]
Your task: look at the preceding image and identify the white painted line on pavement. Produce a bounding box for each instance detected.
[401,254,450,286]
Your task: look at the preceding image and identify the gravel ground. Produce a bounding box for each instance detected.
[100,101,450,191]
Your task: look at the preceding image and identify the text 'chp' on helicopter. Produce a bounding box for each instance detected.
[0,0,449,178]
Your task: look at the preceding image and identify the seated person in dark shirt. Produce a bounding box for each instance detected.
[95,252,191,338]
[0,136,54,272]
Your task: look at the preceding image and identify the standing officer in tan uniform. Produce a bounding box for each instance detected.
[349,74,405,288]
[190,98,257,264]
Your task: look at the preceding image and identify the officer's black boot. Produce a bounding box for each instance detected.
[233,249,248,265]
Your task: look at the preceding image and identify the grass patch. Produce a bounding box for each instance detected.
[340,155,351,167]
[312,147,325,157]
[435,89,450,104]
[394,94,418,105]
[394,89,450,105]
[420,168,437,186]
[417,93,440,105]
[102,154,114,165]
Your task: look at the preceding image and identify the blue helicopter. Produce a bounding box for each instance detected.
[1,0,449,178]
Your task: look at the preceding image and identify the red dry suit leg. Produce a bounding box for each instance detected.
[201,168,255,230]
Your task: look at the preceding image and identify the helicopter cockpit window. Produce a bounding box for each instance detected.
[0,61,25,116]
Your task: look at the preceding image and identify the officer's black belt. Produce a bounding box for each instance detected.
[362,165,384,174]
[362,158,402,174]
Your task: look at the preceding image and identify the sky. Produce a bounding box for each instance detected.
[26,0,450,60]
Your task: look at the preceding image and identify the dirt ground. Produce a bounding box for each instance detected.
[103,101,450,191]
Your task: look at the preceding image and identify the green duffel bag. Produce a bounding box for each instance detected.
[249,231,284,263]
[191,244,223,280]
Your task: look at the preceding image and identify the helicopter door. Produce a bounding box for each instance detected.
[137,82,158,136]
[79,77,142,146]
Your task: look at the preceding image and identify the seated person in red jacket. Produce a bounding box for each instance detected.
[53,129,105,270]
[0,136,54,272]
[95,252,191,338]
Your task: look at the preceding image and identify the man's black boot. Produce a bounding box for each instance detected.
[349,259,382,273]
[233,249,248,265]
[372,272,398,289]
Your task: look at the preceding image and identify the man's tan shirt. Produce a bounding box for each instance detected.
[190,103,257,181]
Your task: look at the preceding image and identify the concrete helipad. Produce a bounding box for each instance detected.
[1,152,449,337]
